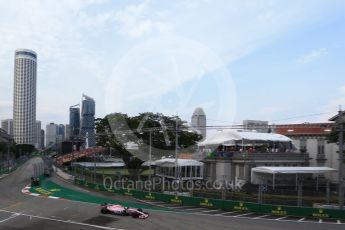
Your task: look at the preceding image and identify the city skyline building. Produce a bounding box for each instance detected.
[1,119,13,136]
[35,120,41,149]
[81,94,96,147]
[13,49,37,145]
[57,124,65,141]
[191,107,207,140]
[69,105,80,139]
[46,122,58,147]
[40,129,45,149]
[65,124,70,140]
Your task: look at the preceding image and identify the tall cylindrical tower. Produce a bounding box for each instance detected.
[13,49,37,145]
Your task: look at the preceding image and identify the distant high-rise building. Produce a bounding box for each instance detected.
[40,129,45,149]
[13,49,37,145]
[35,121,41,149]
[69,105,80,139]
[243,120,269,133]
[46,123,58,147]
[191,107,206,140]
[1,119,13,136]
[65,124,70,140]
[81,94,96,147]
[57,124,65,140]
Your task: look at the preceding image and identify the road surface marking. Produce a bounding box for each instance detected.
[0,212,21,223]
[220,211,239,215]
[254,215,269,219]
[0,209,123,230]
[298,218,305,222]
[276,216,287,220]
[234,213,254,217]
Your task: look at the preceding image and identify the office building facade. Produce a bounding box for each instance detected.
[1,119,13,136]
[13,49,37,145]
[191,107,207,140]
[81,94,96,147]
[69,106,80,139]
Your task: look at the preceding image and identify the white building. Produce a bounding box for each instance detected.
[1,119,13,136]
[46,123,58,147]
[191,107,206,140]
[200,130,308,183]
[154,158,204,181]
[13,49,37,145]
[275,123,341,182]
[65,124,70,140]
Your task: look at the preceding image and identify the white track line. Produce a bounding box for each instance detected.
[0,209,123,230]
[298,218,306,222]
[254,215,269,219]
[234,213,254,217]
[0,213,21,223]
[276,216,287,220]
[220,211,240,215]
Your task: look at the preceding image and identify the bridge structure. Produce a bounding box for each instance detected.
[56,146,105,165]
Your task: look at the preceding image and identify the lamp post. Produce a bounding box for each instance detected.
[329,107,345,209]
[149,129,152,189]
[338,109,344,209]
[174,116,179,195]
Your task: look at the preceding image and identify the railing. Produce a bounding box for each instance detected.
[204,151,309,161]
[75,178,345,220]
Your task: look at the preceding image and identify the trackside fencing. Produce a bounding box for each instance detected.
[74,179,345,220]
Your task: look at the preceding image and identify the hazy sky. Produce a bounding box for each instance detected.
[0,0,345,129]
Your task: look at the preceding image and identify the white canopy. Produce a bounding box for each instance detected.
[155,158,204,167]
[198,130,291,147]
[252,167,337,175]
[251,167,337,187]
[73,162,125,168]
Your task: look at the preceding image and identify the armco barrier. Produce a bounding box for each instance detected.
[75,179,345,220]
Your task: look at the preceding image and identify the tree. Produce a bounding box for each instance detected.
[95,112,202,168]
[327,129,345,163]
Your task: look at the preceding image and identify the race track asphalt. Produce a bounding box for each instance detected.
[0,157,344,230]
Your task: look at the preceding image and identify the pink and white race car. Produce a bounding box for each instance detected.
[100,203,149,219]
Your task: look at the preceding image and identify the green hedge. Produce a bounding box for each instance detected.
[75,179,345,220]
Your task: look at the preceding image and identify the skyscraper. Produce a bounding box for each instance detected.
[1,119,13,136]
[46,123,58,147]
[13,49,37,145]
[65,124,70,140]
[69,105,80,139]
[40,129,45,149]
[35,120,41,149]
[191,107,207,140]
[57,124,65,140]
[81,94,96,147]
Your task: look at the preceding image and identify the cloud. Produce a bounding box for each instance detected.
[297,48,328,64]
[0,0,343,126]
[114,0,171,38]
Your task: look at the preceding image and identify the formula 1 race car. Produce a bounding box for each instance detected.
[100,203,149,219]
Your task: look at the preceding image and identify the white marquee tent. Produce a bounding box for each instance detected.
[198,130,291,147]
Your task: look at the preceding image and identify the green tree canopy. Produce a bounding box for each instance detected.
[95,112,201,168]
